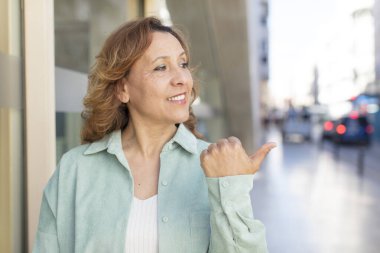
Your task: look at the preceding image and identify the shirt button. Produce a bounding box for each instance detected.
[162,216,169,223]
[161,180,168,186]
[222,181,229,188]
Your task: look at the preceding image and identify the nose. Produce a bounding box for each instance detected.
[171,67,191,87]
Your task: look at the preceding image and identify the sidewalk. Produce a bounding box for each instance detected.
[369,139,380,154]
[255,127,380,253]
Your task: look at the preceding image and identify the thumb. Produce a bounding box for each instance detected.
[249,142,277,168]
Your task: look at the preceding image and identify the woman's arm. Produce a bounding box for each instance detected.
[201,137,275,253]
[206,175,268,253]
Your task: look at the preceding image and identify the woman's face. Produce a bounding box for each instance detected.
[121,32,193,126]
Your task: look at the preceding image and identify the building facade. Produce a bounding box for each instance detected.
[316,0,380,141]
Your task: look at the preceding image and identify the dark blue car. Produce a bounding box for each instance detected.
[332,112,373,146]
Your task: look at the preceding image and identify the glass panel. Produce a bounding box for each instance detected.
[0,0,25,252]
[54,0,142,159]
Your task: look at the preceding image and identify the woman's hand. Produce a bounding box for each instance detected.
[200,137,276,177]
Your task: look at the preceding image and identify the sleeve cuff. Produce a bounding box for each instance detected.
[206,175,254,213]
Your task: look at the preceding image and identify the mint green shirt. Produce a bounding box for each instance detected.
[33,124,268,253]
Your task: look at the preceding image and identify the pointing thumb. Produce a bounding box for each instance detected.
[249,142,277,168]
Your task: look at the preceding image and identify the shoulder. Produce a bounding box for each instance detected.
[58,144,91,167]
[58,130,115,166]
[42,144,90,200]
[53,142,107,181]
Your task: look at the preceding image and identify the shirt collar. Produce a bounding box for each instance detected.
[83,123,197,155]
[166,123,197,154]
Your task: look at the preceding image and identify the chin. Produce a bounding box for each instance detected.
[172,113,190,124]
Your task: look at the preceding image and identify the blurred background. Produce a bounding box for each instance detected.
[1,0,380,252]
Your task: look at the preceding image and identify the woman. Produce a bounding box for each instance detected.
[33,17,275,253]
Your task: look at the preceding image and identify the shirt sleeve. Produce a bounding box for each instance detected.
[206,175,268,253]
[33,169,60,253]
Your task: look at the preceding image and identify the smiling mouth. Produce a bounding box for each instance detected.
[167,93,186,104]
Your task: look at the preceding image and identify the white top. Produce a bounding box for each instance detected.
[125,195,158,253]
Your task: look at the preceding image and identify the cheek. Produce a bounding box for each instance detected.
[137,75,163,98]
[187,73,194,89]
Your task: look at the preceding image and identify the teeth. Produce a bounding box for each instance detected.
[168,94,185,101]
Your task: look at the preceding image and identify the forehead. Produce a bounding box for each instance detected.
[142,32,187,60]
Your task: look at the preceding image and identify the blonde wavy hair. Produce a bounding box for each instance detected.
[81,17,202,143]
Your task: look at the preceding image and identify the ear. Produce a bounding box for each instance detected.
[115,78,130,103]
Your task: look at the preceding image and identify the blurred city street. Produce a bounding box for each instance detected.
[252,125,380,253]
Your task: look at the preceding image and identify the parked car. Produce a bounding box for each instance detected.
[332,112,373,146]
[282,117,312,141]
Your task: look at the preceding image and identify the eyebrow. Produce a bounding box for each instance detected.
[152,51,186,63]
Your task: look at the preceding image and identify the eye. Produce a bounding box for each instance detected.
[180,62,189,69]
[154,64,166,71]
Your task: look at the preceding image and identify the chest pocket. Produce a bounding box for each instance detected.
[190,211,211,252]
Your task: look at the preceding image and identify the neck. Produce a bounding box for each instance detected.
[121,119,177,158]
